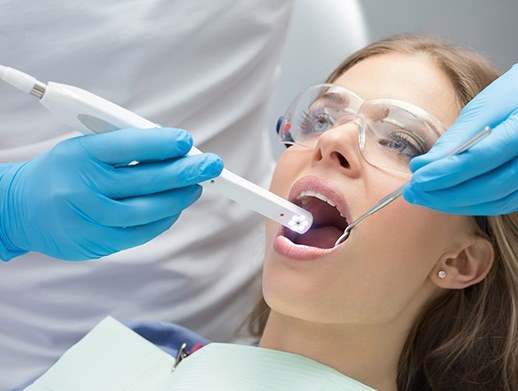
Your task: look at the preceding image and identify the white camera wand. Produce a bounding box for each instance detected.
[0,65,312,234]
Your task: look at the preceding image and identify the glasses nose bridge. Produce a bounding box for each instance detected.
[312,113,366,176]
[331,113,366,152]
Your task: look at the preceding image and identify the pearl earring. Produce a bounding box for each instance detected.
[437,270,447,279]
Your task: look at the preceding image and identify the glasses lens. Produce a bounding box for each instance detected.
[280,85,443,173]
[359,102,441,173]
[279,85,361,148]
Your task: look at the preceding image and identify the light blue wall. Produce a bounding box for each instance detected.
[360,0,517,72]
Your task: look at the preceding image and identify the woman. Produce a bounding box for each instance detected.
[23,35,518,391]
[248,34,517,390]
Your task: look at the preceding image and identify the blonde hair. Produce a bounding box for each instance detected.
[245,34,518,390]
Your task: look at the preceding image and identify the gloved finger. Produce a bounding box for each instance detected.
[77,127,194,165]
[116,215,181,249]
[407,189,517,216]
[411,108,518,173]
[77,185,202,227]
[410,65,518,170]
[97,153,223,199]
[408,118,518,193]
[404,157,518,214]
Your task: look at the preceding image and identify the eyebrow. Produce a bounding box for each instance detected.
[317,92,349,106]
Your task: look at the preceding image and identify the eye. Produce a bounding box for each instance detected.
[378,129,425,159]
[299,109,335,134]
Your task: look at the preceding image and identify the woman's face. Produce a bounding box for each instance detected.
[263,53,470,326]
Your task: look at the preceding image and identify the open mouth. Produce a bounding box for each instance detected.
[284,189,349,249]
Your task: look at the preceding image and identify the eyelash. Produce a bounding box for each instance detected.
[382,129,425,157]
[299,110,334,133]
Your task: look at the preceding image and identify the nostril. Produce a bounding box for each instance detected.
[331,151,350,168]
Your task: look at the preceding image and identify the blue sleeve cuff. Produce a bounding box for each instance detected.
[124,320,211,358]
[0,241,28,262]
[0,163,28,261]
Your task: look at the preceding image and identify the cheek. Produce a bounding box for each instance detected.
[371,202,466,256]
[354,169,460,262]
[268,149,303,197]
[350,198,461,276]
[326,207,462,323]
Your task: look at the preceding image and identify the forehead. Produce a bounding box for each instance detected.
[332,53,459,130]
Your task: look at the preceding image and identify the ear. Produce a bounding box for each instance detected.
[432,236,495,289]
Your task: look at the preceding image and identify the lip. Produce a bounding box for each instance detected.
[273,176,353,260]
[273,235,338,260]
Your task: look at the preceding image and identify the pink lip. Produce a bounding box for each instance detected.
[273,235,338,260]
[273,176,353,261]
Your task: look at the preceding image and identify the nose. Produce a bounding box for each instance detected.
[310,119,364,178]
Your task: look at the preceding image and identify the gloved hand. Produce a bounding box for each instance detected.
[0,127,223,261]
[404,64,518,215]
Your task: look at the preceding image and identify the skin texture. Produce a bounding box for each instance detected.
[259,53,494,390]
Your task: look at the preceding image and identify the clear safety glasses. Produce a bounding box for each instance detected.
[277,84,446,173]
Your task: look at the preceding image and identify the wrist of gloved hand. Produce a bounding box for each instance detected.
[0,163,29,261]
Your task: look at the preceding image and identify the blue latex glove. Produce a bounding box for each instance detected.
[404,64,518,215]
[0,128,223,261]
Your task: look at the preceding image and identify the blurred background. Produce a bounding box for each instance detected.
[361,0,516,71]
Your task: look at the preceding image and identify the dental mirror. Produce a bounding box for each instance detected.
[334,126,492,246]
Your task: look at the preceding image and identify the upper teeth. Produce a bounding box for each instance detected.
[297,190,336,207]
[297,190,348,219]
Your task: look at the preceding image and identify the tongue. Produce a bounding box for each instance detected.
[296,226,342,249]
